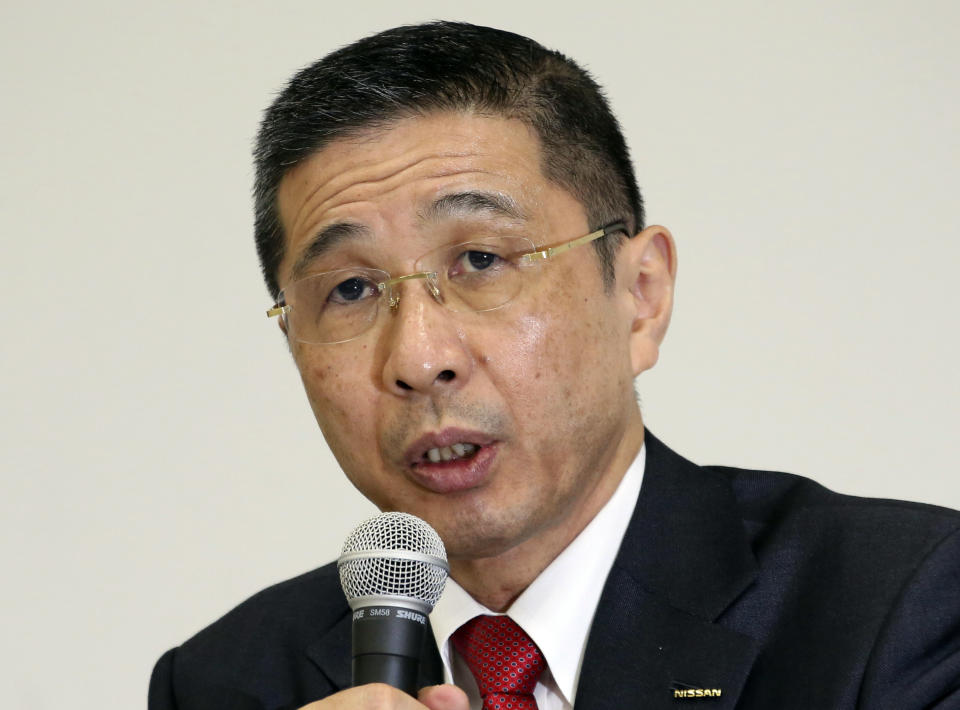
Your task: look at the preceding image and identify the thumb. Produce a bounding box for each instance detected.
[417,684,469,710]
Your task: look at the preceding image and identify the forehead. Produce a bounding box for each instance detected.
[278,111,546,209]
[274,112,572,281]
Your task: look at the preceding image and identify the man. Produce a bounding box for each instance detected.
[149,22,960,710]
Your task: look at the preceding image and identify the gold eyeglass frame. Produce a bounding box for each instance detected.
[265,220,628,335]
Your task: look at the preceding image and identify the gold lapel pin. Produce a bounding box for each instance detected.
[671,682,723,699]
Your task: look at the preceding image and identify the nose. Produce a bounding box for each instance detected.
[380,280,473,397]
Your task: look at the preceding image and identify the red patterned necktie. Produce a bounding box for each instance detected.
[451,615,545,710]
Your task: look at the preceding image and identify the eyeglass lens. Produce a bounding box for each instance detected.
[282,235,535,344]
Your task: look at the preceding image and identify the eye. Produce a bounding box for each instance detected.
[452,249,504,276]
[464,250,497,271]
[328,276,379,305]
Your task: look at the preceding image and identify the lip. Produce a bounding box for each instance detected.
[403,428,499,494]
[404,428,497,466]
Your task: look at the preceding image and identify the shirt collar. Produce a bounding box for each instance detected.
[430,443,646,705]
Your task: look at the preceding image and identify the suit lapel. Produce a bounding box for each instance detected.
[305,611,352,692]
[575,433,760,709]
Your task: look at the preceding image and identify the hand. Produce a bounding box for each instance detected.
[297,683,469,710]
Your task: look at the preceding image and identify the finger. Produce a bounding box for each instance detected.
[417,684,470,710]
[298,682,426,708]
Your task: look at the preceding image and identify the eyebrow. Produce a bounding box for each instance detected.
[287,191,528,283]
[289,221,371,282]
[423,190,528,223]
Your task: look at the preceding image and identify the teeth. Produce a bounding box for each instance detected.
[424,443,479,463]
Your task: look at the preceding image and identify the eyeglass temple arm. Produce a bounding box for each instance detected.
[519,221,628,263]
[266,305,289,319]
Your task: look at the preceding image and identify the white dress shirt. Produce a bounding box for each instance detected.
[429,445,646,710]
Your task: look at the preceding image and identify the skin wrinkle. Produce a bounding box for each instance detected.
[277,118,548,285]
[293,140,481,220]
[291,189,529,285]
[284,150,500,268]
[276,112,672,610]
[289,221,371,282]
[281,169,509,287]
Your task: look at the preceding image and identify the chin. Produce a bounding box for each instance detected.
[427,506,539,561]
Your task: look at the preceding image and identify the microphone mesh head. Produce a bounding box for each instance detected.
[338,512,448,611]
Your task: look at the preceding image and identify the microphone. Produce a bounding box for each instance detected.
[337,512,449,695]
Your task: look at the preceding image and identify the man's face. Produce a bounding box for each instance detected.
[275,112,654,561]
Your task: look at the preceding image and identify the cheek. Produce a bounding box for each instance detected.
[486,309,587,414]
[297,355,388,501]
[497,314,548,380]
[296,353,379,450]
[489,292,629,419]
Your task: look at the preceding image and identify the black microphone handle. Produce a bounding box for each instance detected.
[351,604,429,695]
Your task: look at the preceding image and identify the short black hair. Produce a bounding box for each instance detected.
[254,21,644,299]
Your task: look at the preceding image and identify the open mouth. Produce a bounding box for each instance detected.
[403,429,499,492]
[406,439,498,493]
[422,443,480,463]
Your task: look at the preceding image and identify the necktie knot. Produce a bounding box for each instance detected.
[452,615,544,709]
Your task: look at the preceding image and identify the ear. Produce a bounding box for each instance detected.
[616,225,677,376]
[275,309,294,353]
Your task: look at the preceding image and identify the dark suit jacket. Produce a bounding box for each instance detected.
[149,434,960,709]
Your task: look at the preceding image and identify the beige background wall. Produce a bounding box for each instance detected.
[2,1,957,707]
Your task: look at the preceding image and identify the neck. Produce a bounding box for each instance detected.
[449,417,645,612]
